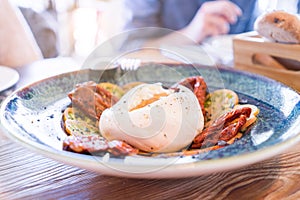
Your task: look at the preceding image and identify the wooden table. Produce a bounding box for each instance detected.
[1,56,300,199]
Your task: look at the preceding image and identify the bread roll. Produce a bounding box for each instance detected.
[254,11,300,44]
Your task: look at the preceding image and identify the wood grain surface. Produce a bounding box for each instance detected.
[0,137,300,200]
[233,33,300,92]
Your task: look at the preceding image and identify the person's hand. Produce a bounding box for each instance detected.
[180,0,242,43]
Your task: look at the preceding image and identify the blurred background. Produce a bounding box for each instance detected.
[8,0,299,66]
[10,0,118,64]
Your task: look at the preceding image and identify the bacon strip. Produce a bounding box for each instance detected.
[68,81,118,120]
[191,107,251,149]
[63,135,139,156]
[178,76,207,114]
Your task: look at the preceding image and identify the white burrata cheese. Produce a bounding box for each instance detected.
[99,83,204,153]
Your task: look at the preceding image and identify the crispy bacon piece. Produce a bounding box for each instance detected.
[191,107,251,149]
[63,135,108,153]
[63,135,139,156]
[68,81,118,120]
[108,140,139,156]
[178,76,207,114]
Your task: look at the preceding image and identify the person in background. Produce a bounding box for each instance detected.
[20,5,59,58]
[100,0,300,65]
[0,0,42,67]
[0,0,59,68]
[115,0,258,46]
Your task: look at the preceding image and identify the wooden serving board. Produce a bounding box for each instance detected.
[233,32,300,92]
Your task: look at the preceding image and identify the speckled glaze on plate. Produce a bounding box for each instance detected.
[1,64,300,179]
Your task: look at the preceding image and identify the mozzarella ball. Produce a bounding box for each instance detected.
[99,83,204,153]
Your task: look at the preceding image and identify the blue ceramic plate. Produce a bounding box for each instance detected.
[1,64,300,178]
